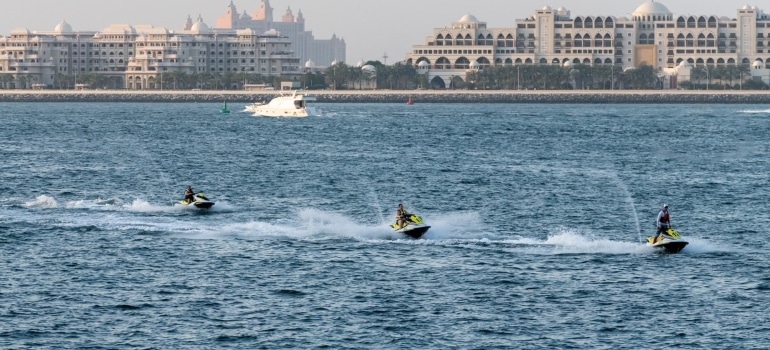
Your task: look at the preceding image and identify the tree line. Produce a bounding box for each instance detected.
[2,62,766,90]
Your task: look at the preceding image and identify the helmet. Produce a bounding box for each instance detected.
[663,204,668,208]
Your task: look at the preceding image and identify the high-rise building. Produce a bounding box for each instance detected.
[213,0,346,68]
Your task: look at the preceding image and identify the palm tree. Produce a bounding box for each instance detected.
[0,74,12,89]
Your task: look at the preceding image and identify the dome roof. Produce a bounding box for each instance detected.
[458,14,479,23]
[752,59,763,68]
[542,5,552,11]
[190,19,210,34]
[101,24,137,35]
[563,60,574,68]
[632,1,672,16]
[361,64,376,72]
[10,28,31,35]
[305,59,315,68]
[469,60,480,68]
[236,28,256,36]
[418,60,430,68]
[264,28,280,36]
[54,20,73,33]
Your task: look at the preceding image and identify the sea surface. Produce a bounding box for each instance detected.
[1,101,769,349]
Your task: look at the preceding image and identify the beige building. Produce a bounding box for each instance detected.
[0,1,344,90]
[212,0,346,68]
[405,1,770,88]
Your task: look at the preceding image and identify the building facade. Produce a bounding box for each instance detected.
[213,0,346,68]
[405,1,770,88]
[0,1,343,90]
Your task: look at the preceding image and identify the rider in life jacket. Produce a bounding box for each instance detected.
[653,204,671,242]
[184,186,195,204]
[395,203,411,229]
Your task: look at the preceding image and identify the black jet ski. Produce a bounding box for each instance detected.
[179,193,215,209]
[646,228,688,253]
[390,214,431,239]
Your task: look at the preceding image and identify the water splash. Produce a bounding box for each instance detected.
[24,195,58,208]
[608,172,643,243]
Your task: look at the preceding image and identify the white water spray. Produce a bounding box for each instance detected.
[609,173,642,243]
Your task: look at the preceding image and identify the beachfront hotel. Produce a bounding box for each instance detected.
[0,0,345,90]
[405,1,770,89]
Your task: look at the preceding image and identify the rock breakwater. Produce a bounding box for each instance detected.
[2,90,770,103]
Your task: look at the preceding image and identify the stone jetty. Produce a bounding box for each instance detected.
[2,90,770,103]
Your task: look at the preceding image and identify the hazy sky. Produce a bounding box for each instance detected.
[0,0,755,63]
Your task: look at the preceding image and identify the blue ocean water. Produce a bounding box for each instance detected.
[1,101,770,349]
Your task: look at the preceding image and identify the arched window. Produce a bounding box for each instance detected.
[676,17,686,28]
[455,57,470,69]
[594,33,603,47]
[436,57,451,69]
[584,17,594,29]
[687,17,696,28]
[686,33,694,47]
[595,17,604,29]
[574,33,583,47]
[574,18,583,29]
[677,33,685,47]
[708,16,717,28]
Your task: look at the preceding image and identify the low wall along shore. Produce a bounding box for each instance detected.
[2,90,770,103]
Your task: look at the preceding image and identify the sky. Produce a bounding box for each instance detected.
[0,0,756,63]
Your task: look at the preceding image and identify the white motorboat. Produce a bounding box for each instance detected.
[250,91,319,117]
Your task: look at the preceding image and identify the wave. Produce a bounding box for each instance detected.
[14,197,732,256]
[740,109,770,114]
[21,195,235,214]
[489,228,728,255]
[179,208,489,241]
[23,195,58,208]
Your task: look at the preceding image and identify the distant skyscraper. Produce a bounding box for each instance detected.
[214,0,346,67]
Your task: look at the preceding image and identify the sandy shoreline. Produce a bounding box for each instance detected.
[2,89,770,103]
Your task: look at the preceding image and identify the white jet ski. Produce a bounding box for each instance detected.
[646,228,688,253]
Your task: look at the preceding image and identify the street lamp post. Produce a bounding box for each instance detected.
[611,65,614,91]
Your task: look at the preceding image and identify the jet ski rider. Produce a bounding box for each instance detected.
[184,186,196,204]
[396,203,411,229]
[653,204,671,242]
